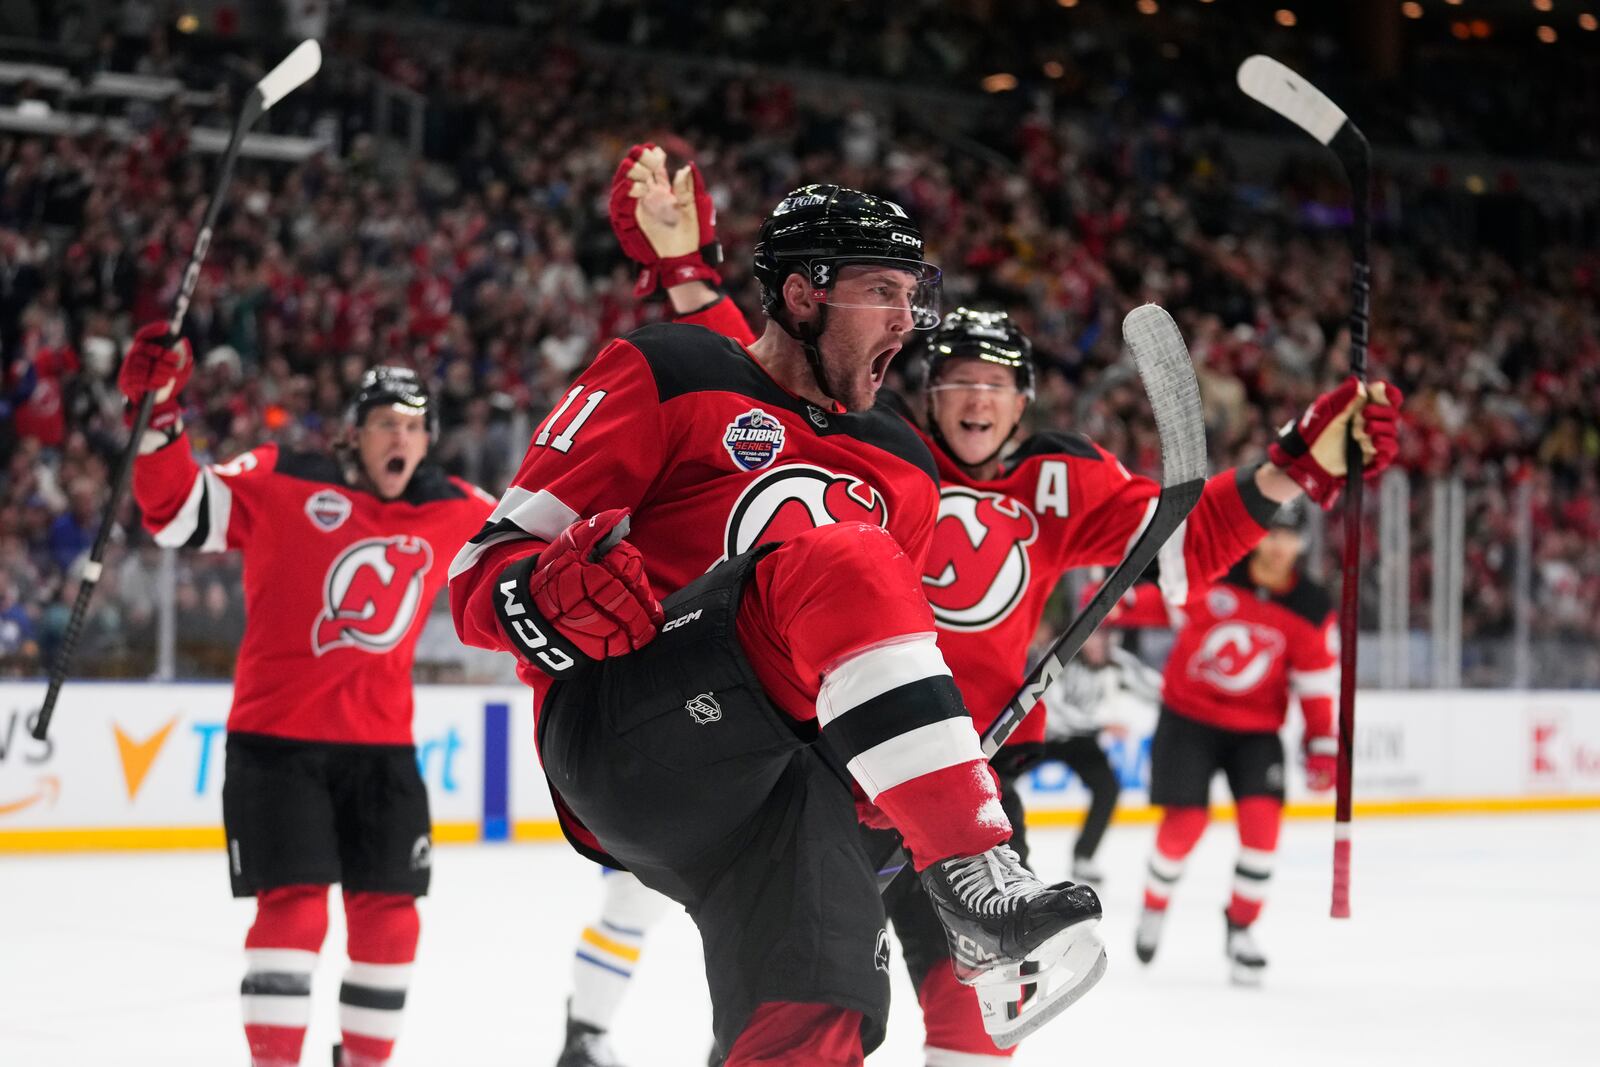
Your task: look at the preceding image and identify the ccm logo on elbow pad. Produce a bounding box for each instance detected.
[492,559,584,676]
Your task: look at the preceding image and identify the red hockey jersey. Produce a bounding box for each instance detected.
[134,437,494,744]
[1160,560,1338,738]
[923,433,1277,747]
[449,321,941,712]
[669,298,1280,749]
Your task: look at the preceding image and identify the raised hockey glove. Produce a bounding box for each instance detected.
[1268,377,1403,508]
[117,321,193,436]
[529,509,664,660]
[608,143,723,297]
[1353,380,1403,480]
[1302,734,1338,792]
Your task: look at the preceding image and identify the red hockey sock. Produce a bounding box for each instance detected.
[243,884,329,1066]
[1226,797,1282,928]
[1144,807,1207,910]
[725,1002,864,1066]
[339,891,420,1066]
[737,522,1007,867]
[919,963,1013,1059]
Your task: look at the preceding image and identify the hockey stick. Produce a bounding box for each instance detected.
[1237,54,1370,919]
[31,39,322,743]
[876,304,1208,891]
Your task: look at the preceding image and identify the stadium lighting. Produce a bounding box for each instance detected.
[1401,2,1424,18]
[1137,0,1160,13]
[1581,13,1598,30]
[1057,0,1080,8]
[1537,23,1558,39]
[982,73,1019,92]
[1043,60,1066,78]
[1532,0,1553,12]
[1276,9,1298,26]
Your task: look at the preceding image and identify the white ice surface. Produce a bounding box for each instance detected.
[2,813,1596,1066]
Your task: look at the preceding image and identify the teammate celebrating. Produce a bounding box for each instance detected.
[451,184,1107,1066]
[1133,503,1342,986]
[118,329,493,1067]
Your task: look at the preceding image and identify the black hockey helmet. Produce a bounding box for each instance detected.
[753,184,943,330]
[923,307,1036,399]
[346,366,437,441]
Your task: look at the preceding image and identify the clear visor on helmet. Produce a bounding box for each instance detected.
[811,259,943,330]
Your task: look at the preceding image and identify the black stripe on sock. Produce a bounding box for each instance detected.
[1234,865,1272,881]
[241,972,312,997]
[339,983,408,1012]
[1148,864,1180,886]
[821,676,968,761]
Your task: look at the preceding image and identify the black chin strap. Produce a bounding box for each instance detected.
[781,304,841,406]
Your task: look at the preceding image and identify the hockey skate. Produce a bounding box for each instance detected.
[1134,907,1165,964]
[1226,916,1266,987]
[920,844,1106,1048]
[556,1005,623,1067]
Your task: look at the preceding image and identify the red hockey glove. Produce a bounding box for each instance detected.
[1303,734,1338,792]
[1268,377,1404,508]
[117,321,193,434]
[529,509,664,660]
[608,143,723,297]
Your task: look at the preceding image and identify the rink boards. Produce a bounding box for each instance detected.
[1,682,1598,851]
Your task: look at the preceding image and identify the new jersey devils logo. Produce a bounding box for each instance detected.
[923,488,1040,631]
[312,536,434,655]
[1187,621,1286,695]
[723,463,889,559]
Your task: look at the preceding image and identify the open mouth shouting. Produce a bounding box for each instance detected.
[869,344,901,388]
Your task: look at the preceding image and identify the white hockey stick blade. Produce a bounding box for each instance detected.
[1121,304,1207,488]
[256,39,322,112]
[1237,54,1346,146]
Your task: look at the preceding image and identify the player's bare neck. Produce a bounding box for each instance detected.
[747,327,836,411]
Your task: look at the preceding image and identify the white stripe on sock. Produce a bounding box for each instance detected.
[817,634,949,726]
[345,961,413,991]
[339,1003,406,1041]
[242,994,312,1028]
[845,718,984,799]
[244,948,319,974]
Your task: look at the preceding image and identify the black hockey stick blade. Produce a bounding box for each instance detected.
[32,41,322,743]
[876,304,1207,890]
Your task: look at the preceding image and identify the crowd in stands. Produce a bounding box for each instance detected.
[1,6,1596,683]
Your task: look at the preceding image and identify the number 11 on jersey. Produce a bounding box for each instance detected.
[535,386,608,453]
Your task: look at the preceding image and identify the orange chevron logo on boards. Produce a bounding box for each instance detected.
[113,718,178,801]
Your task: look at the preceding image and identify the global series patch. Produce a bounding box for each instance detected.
[724,408,786,472]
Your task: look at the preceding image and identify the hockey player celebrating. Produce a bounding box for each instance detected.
[451,184,1108,1066]
[1132,502,1343,985]
[117,328,494,1067]
[578,144,1404,1062]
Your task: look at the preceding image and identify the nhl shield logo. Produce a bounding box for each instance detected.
[723,409,786,472]
[305,489,353,532]
[686,692,723,725]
